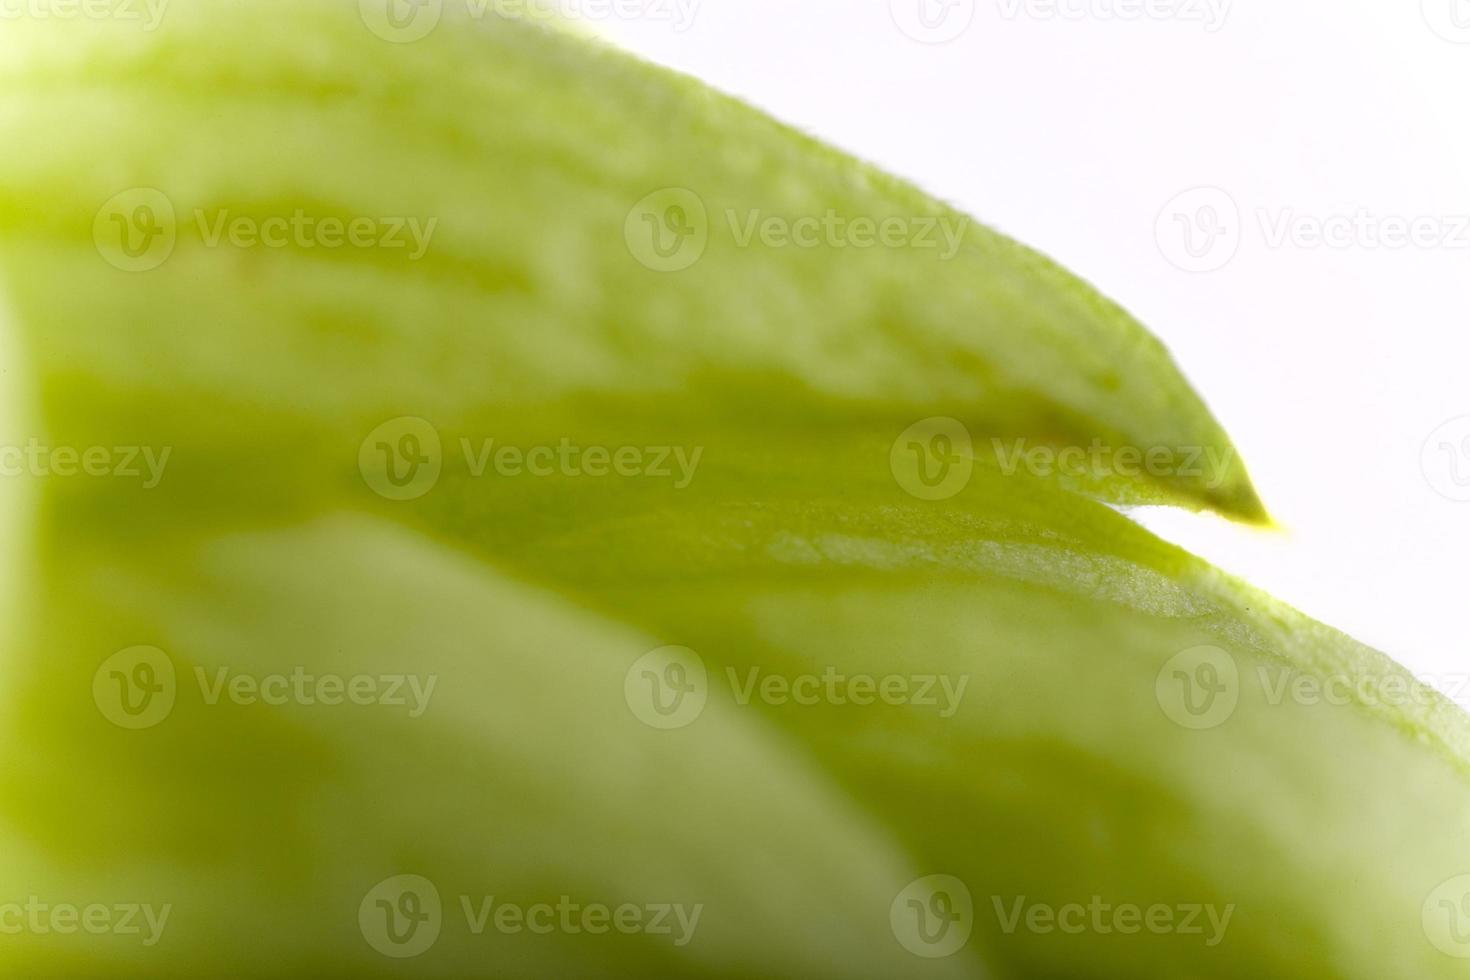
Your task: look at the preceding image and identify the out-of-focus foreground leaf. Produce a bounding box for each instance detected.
[0,3,1465,979]
[0,0,1262,520]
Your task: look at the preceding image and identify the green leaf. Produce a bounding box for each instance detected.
[423,450,1470,978]
[0,4,1460,980]
[2,514,985,978]
[0,0,1261,521]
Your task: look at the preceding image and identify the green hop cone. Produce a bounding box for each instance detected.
[0,2,1466,978]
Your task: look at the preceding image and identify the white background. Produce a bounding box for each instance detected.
[586,0,1470,686]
